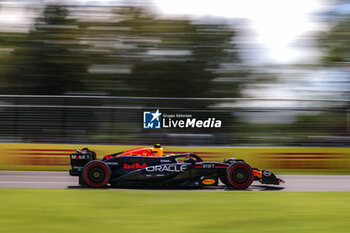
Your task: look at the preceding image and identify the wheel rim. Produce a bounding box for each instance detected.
[232,168,249,184]
[236,172,244,179]
[83,161,111,188]
[226,163,254,189]
[88,166,105,183]
[93,171,100,178]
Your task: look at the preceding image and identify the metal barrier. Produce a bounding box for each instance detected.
[0,95,348,146]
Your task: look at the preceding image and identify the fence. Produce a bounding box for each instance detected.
[0,95,348,146]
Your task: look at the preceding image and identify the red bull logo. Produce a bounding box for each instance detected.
[124,163,147,169]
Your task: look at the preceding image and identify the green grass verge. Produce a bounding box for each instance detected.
[0,189,349,233]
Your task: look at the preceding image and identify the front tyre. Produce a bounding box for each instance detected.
[83,161,111,188]
[225,162,254,190]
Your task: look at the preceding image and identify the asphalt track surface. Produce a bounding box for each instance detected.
[0,171,350,191]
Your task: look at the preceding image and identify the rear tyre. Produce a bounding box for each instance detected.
[225,162,254,190]
[79,176,86,186]
[83,161,111,188]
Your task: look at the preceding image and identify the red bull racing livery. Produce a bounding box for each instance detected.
[69,145,284,189]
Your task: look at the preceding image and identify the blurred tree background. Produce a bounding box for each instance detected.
[1,4,248,98]
[0,1,348,146]
[2,5,89,94]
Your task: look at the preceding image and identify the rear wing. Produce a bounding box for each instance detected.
[69,148,96,176]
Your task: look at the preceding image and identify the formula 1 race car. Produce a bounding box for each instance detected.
[69,145,284,189]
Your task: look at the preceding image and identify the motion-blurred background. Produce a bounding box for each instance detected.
[0,0,349,147]
[1,3,350,232]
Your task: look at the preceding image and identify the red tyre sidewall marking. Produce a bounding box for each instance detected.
[228,165,252,187]
[83,162,110,188]
[227,164,253,188]
[84,163,109,188]
[229,165,252,187]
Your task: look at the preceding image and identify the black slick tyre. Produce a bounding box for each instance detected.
[83,161,111,188]
[225,162,254,190]
[79,176,86,186]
